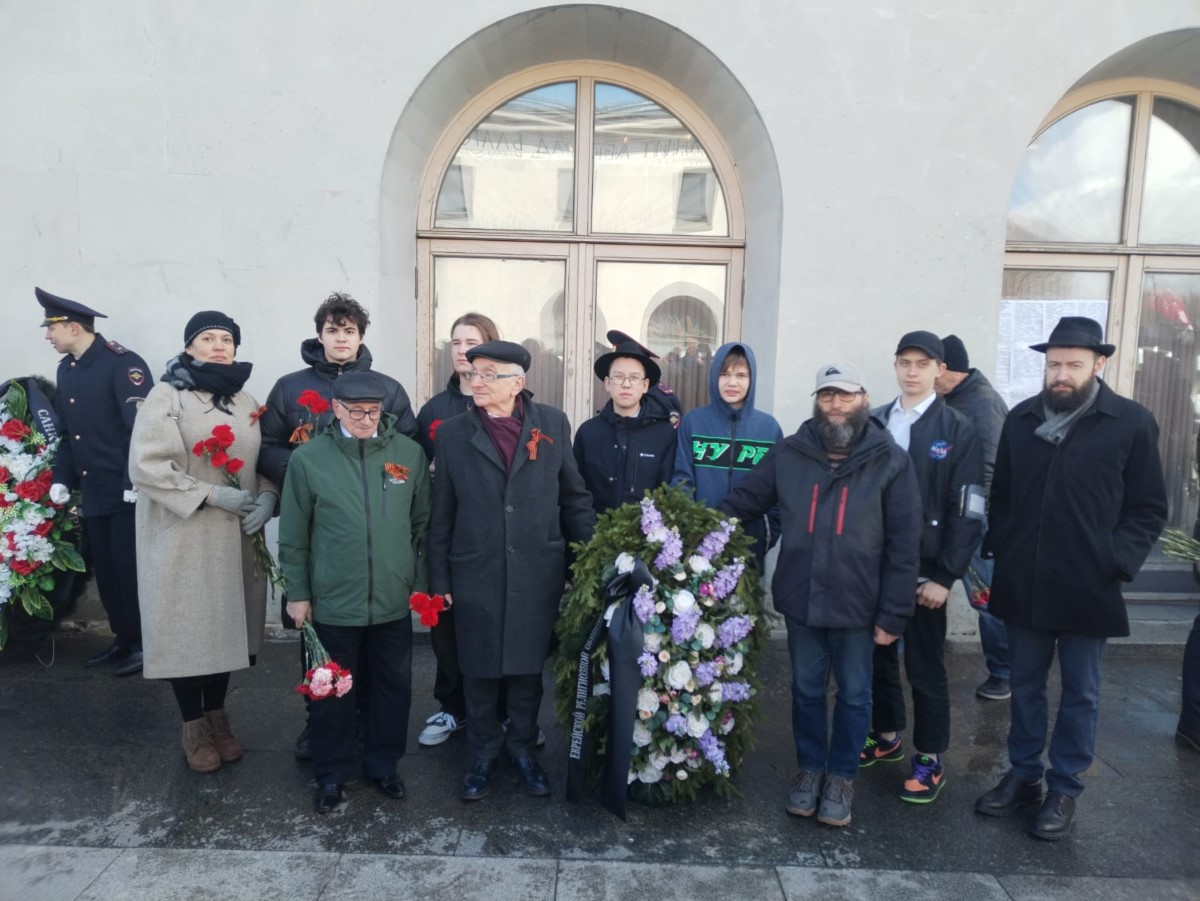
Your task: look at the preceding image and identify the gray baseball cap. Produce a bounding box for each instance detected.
[813,362,866,394]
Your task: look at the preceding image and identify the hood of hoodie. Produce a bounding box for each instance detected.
[300,337,374,379]
[707,342,759,420]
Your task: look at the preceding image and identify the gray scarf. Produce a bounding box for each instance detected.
[1035,378,1100,445]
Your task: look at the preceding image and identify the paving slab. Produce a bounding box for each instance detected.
[775,867,1008,900]
[0,844,121,901]
[556,860,784,900]
[326,854,557,900]
[996,874,1200,900]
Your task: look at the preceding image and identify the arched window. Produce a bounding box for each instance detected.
[1002,81,1200,535]
[416,63,745,427]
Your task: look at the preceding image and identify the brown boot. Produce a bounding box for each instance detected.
[181,718,221,773]
[204,709,243,763]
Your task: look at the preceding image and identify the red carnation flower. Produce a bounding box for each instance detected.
[0,465,10,482]
[1,419,31,441]
[225,458,245,476]
[210,450,230,468]
[33,520,55,537]
[192,440,207,457]
[210,424,236,449]
[297,390,330,416]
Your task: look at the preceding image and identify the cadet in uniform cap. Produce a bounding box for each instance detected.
[38,287,154,675]
[607,329,682,418]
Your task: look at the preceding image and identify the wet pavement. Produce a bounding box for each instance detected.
[0,631,1197,900]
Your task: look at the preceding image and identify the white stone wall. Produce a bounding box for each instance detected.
[2,0,1198,428]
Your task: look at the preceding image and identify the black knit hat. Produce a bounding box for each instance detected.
[184,311,241,348]
[941,335,970,373]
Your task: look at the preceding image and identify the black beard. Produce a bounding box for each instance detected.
[813,403,869,449]
[1042,377,1095,413]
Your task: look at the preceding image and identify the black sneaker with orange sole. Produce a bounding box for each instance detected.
[859,732,904,768]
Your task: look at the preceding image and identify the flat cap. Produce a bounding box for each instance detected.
[466,340,531,372]
[332,371,388,402]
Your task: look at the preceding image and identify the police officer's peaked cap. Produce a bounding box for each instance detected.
[332,371,388,403]
[606,329,660,359]
[465,340,532,372]
[594,341,662,387]
[36,287,107,328]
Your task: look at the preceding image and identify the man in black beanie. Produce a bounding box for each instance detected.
[935,335,1012,701]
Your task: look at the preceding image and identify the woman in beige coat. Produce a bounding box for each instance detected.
[129,311,278,773]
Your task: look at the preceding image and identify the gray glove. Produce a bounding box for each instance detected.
[241,491,277,535]
[208,485,256,517]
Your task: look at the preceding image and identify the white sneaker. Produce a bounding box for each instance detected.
[418,711,463,747]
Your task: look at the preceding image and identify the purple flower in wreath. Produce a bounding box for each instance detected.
[632,584,656,623]
[654,529,683,570]
[716,615,753,648]
[698,520,736,560]
[640,497,664,538]
[698,729,730,774]
[665,713,688,737]
[710,561,745,601]
[719,681,752,702]
[638,652,659,678]
[671,608,701,644]
[693,661,718,687]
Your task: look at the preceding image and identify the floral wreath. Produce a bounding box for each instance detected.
[554,485,764,805]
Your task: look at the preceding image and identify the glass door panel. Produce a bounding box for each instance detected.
[996,269,1113,409]
[1134,271,1200,531]
[592,261,727,415]
[433,256,566,408]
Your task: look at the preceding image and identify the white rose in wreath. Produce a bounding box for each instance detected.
[632,720,653,747]
[688,555,712,574]
[600,658,611,681]
[694,622,716,649]
[665,661,693,690]
[643,631,662,653]
[727,650,744,675]
[638,763,663,783]
[649,750,670,771]
[615,552,636,573]
[673,590,697,614]
[669,748,687,763]
[686,711,709,738]
[637,687,660,715]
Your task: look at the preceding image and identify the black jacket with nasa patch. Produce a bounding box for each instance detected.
[573,389,678,515]
[871,395,983,588]
[51,334,154,517]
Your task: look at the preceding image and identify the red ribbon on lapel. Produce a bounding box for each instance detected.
[526,427,554,461]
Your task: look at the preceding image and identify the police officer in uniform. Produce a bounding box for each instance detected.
[39,288,153,675]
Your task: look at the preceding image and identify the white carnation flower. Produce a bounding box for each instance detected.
[632,720,653,747]
[688,555,712,574]
[673,590,697,614]
[665,661,693,690]
[615,552,636,573]
[694,622,716,649]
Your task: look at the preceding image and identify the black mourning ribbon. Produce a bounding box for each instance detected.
[566,558,654,819]
[23,379,63,444]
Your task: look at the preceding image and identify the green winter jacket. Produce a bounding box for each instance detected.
[278,415,430,627]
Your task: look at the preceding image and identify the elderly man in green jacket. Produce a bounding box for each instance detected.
[279,371,431,814]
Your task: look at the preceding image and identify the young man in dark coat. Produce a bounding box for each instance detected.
[574,340,677,515]
[865,331,983,804]
[428,341,595,801]
[935,334,1012,701]
[975,317,1167,840]
[40,288,154,676]
[413,311,499,748]
[258,292,417,759]
[720,362,920,828]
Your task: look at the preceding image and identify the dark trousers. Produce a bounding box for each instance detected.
[1006,623,1106,797]
[86,508,141,648]
[299,629,372,721]
[430,608,466,720]
[786,619,875,780]
[872,600,950,754]
[462,673,543,760]
[1181,614,1200,738]
[310,618,412,785]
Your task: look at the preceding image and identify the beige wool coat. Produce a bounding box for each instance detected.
[129,384,277,680]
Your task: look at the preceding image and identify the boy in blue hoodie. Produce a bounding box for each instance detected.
[672,342,783,570]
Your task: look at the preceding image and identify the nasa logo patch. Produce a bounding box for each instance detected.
[127,367,146,387]
[929,439,952,461]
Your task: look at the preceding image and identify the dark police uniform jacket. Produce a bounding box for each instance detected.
[50,334,153,518]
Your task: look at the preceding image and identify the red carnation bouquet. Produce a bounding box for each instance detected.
[289,389,330,445]
[193,423,285,592]
[295,620,353,700]
[410,592,448,627]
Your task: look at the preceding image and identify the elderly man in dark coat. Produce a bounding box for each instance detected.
[975,317,1167,841]
[428,340,595,801]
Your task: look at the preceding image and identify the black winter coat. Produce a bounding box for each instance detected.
[942,369,1008,496]
[718,421,921,635]
[258,339,417,487]
[415,375,471,461]
[428,395,596,677]
[871,396,983,587]
[983,381,1168,638]
[573,392,677,515]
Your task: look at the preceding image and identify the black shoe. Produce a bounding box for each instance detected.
[1030,791,1076,840]
[313,782,343,814]
[511,754,551,797]
[461,758,496,801]
[293,723,312,761]
[84,644,131,667]
[112,650,144,676]
[975,675,1011,701]
[371,774,406,800]
[975,772,1045,817]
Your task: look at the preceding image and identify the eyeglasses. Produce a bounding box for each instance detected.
[605,375,647,387]
[335,401,383,421]
[815,389,864,403]
[464,370,522,383]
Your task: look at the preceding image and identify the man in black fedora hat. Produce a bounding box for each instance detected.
[574,340,677,515]
[975,316,1167,840]
[38,287,154,675]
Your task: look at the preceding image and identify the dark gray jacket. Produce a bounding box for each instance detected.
[942,369,1008,496]
[718,420,920,635]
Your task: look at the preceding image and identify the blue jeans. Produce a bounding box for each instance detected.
[785,618,875,780]
[966,549,1009,678]
[1006,623,1106,797]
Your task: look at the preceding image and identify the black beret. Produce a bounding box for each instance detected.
[332,371,388,402]
[466,340,532,372]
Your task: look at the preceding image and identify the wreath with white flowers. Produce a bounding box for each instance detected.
[555,485,764,805]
